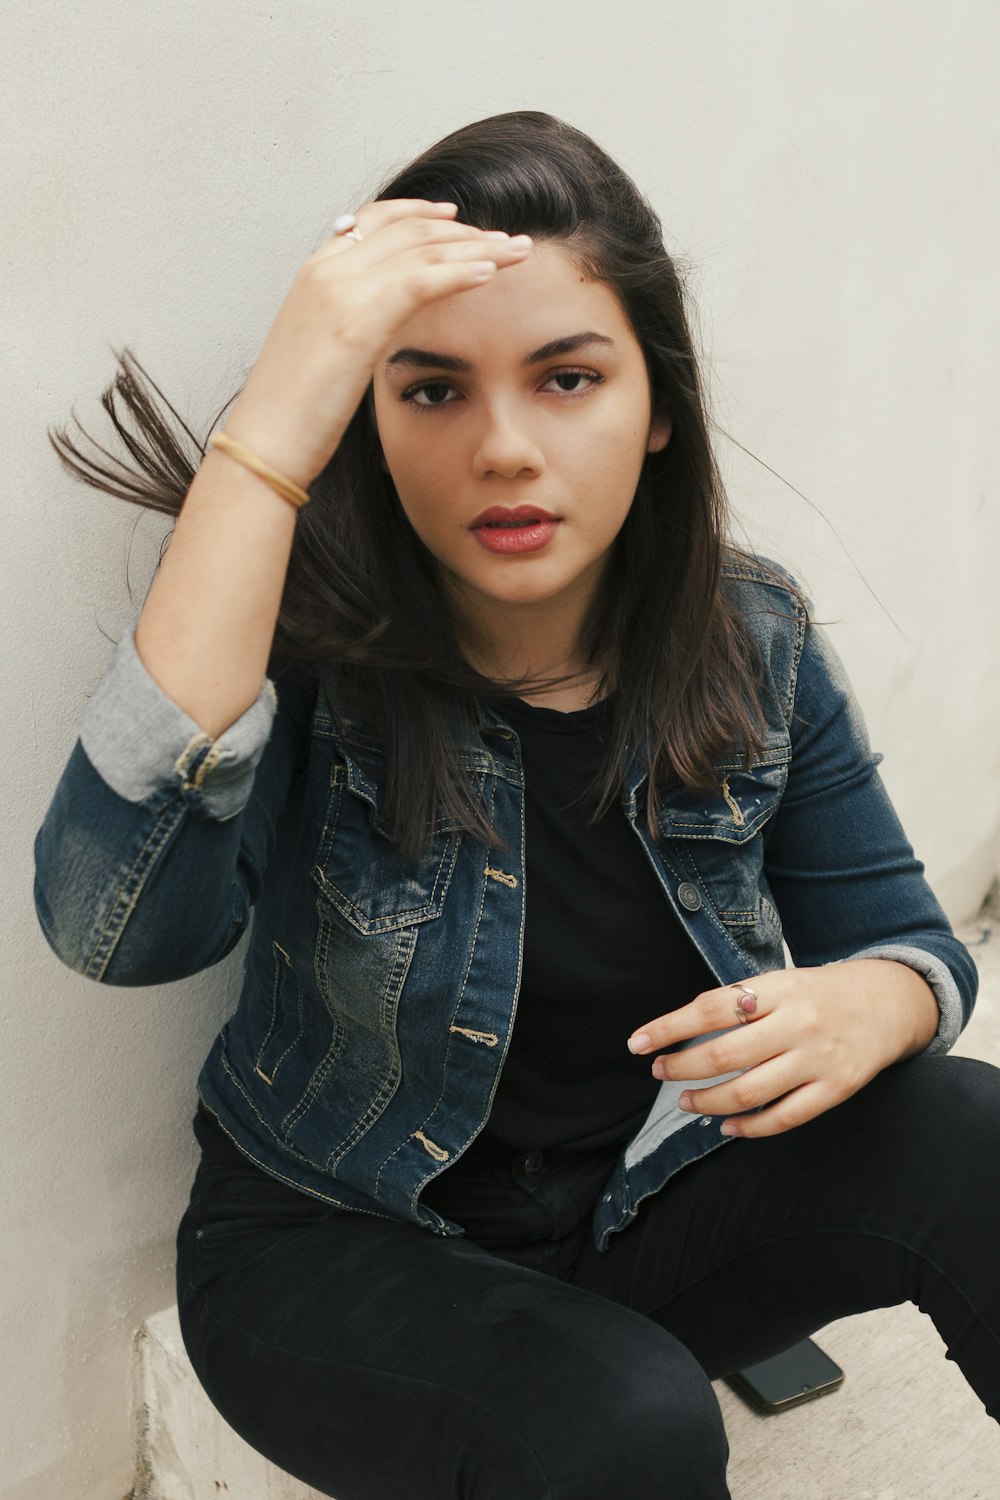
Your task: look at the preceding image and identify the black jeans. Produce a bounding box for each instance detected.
[176,1055,1000,1499]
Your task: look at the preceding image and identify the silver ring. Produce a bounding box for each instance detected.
[332,212,363,242]
[733,985,758,1024]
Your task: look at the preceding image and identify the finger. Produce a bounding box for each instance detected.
[354,235,534,325]
[314,198,459,256]
[369,226,533,276]
[329,216,531,278]
[314,202,525,267]
[720,1081,838,1139]
[652,1015,785,1083]
[628,977,774,1055]
[678,1053,802,1117]
[313,225,533,302]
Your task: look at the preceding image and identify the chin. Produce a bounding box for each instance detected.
[475,572,573,606]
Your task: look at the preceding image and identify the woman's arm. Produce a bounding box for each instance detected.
[130,199,527,737]
[33,621,315,985]
[625,609,979,1136]
[760,615,977,1053]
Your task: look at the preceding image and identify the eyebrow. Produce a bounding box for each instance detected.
[385,331,616,374]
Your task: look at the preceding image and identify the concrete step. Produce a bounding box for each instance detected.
[131,1305,326,1499]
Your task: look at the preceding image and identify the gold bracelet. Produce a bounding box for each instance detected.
[207,431,311,510]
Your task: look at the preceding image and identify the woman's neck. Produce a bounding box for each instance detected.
[512,671,609,712]
[449,591,610,710]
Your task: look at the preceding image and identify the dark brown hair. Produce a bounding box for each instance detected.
[48,110,801,858]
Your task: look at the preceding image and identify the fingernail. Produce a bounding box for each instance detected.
[508,234,533,246]
[720,1122,739,1136]
[678,1092,693,1111]
[483,230,511,240]
[627,1033,651,1054]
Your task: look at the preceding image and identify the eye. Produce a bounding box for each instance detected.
[542,368,603,395]
[400,381,458,410]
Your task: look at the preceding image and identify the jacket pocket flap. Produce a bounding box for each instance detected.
[656,758,788,843]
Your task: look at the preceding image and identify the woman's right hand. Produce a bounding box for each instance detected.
[221,200,533,490]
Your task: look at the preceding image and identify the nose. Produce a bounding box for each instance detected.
[471,401,545,481]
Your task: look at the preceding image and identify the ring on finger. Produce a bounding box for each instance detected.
[733,985,758,1024]
[332,212,364,242]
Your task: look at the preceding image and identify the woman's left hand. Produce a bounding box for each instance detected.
[626,959,940,1139]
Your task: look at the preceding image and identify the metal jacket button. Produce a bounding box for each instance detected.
[521,1151,544,1176]
[677,882,702,911]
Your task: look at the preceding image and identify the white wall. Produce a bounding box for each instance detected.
[3,3,997,1495]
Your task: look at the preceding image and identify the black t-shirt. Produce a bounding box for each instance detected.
[195,693,718,1180]
[435,692,717,1167]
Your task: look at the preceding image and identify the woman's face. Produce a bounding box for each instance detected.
[371,239,670,636]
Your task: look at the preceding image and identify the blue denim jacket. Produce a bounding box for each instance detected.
[33,556,977,1252]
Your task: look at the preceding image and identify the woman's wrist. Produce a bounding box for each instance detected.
[843,958,941,1063]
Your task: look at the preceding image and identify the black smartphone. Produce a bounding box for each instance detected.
[725,1338,844,1414]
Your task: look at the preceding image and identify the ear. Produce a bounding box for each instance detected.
[646,415,672,454]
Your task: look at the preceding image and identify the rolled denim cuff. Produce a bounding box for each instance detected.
[834,943,964,1056]
[77,621,277,822]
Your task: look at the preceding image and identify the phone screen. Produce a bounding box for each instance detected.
[726,1338,845,1413]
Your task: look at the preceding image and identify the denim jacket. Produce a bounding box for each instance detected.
[33,556,977,1253]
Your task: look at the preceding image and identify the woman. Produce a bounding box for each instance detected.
[34,111,998,1499]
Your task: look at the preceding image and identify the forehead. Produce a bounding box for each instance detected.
[381,240,638,366]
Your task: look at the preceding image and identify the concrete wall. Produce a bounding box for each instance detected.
[3,3,997,1495]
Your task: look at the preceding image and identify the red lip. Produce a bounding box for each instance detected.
[470,504,559,529]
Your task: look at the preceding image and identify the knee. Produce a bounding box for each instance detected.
[844,1055,1000,1272]
[890,1055,1000,1179]
[599,1338,730,1500]
[494,1308,730,1500]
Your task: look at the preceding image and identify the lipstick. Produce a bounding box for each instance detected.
[470,505,561,555]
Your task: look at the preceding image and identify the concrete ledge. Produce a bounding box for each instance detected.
[130,1305,327,1499]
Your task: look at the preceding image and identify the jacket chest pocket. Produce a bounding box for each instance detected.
[310,755,461,936]
[656,759,788,941]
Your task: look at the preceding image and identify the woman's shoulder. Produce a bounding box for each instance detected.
[720,547,813,621]
[719,549,816,722]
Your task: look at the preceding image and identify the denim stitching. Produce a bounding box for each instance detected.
[192,1086,400,1223]
[654,845,750,968]
[314,927,414,1165]
[315,833,460,933]
[256,946,306,1087]
[254,942,293,1083]
[396,776,508,1204]
[83,800,186,980]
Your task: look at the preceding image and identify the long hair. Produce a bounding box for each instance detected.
[48,110,801,859]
